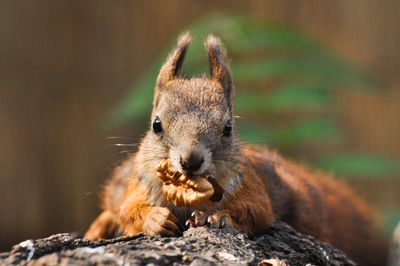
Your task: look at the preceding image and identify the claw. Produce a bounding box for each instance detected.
[186,210,208,228]
[185,219,195,228]
[207,212,232,229]
[207,215,215,224]
[187,211,233,230]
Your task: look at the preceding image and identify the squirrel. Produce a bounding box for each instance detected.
[85,33,388,266]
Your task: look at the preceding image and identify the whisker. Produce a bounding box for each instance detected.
[106,136,133,140]
[110,150,135,157]
[113,143,141,147]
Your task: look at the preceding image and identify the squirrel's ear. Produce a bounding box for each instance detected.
[156,32,191,88]
[205,35,234,108]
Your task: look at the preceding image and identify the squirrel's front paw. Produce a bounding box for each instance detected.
[208,212,233,228]
[186,210,208,227]
[85,211,119,241]
[186,210,232,229]
[143,207,182,236]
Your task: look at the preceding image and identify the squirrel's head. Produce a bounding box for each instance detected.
[142,32,239,181]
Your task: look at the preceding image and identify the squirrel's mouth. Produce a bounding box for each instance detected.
[168,146,214,178]
[181,170,203,178]
[177,170,210,180]
[158,158,211,179]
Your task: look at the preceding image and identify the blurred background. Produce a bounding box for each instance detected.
[1,0,399,251]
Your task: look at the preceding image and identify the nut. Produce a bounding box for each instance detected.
[156,159,223,207]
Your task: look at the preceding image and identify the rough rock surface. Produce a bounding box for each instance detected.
[0,221,355,266]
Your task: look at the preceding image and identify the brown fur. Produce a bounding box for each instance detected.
[241,146,389,265]
[85,33,388,266]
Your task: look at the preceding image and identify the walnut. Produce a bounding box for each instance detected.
[156,159,224,207]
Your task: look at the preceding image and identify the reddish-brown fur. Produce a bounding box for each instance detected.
[86,144,388,265]
[241,146,389,265]
[85,33,388,266]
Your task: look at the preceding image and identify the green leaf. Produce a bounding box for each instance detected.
[105,12,375,128]
[235,121,272,145]
[273,118,342,144]
[234,93,275,115]
[268,84,330,111]
[315,154,400,178]
[235,87,330,116]
[105,71,155,126]
[231,58,369,88]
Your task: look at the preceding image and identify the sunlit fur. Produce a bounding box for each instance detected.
[85,33,388,266]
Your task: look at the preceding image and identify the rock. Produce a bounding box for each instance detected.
[0,221,355,266]
[389,221,400,266]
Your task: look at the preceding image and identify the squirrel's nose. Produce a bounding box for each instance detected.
[180,151,204,173]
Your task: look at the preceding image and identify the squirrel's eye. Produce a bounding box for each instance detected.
[153,117,163,133]
[222,120,232,137]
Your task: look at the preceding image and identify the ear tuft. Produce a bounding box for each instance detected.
[205,34,234,110]
[205,34,227,77]
[156,32,192,86]
[205,34,225,56]
[176,32,192,52]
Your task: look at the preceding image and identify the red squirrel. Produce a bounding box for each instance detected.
[85,33,388,265]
